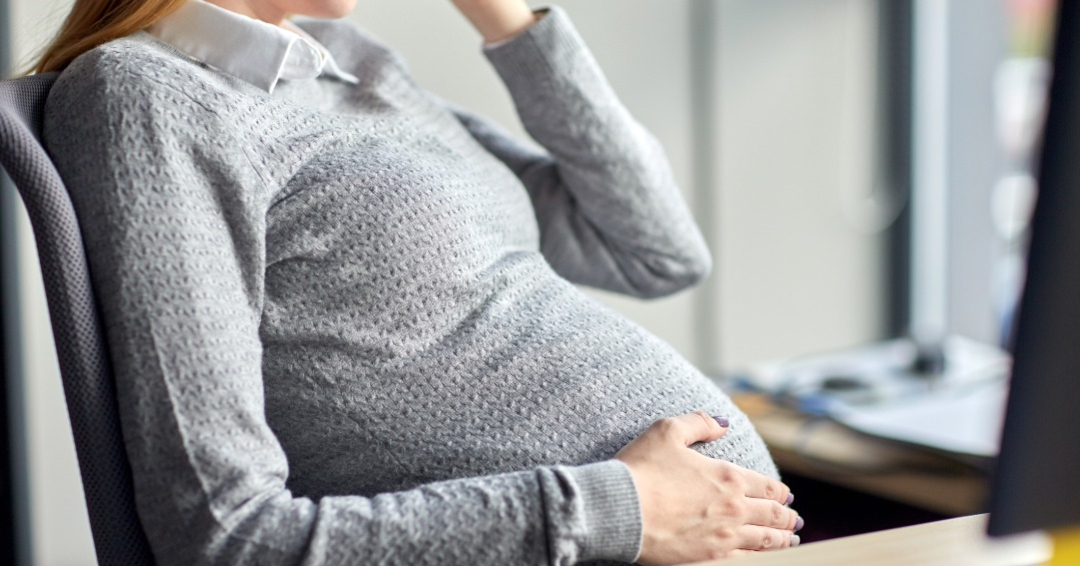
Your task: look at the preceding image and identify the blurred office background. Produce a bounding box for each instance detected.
[0,0,1051,563]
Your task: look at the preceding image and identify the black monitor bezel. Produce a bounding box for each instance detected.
[987,0,1080,537]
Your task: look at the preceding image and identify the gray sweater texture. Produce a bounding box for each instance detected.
[43,6,778,565]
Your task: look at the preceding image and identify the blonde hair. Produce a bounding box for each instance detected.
[33,0,187,74]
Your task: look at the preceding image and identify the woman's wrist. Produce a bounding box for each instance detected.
[558,460,644,562]
[451,0,538,44]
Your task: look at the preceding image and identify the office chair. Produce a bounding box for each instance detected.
[0,74,156,565]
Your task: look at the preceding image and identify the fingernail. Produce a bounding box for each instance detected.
[713,416,730,428]
[786,493,795,505]
[795,516,804,532]
[791,534,801,547]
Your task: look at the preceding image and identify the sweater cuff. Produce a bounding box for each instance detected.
[482,10,546,50]
[481,5,590,92]
[553,460,643,563]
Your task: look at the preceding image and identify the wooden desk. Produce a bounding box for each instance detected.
[734,394,988,516]
[687,514,1051,566]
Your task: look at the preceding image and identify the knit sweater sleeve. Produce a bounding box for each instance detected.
[44,46,642,566]
[450,5,711,299]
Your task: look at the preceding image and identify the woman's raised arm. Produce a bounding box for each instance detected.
[446,5,713,299]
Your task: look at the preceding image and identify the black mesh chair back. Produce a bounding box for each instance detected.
[0,73,155,565]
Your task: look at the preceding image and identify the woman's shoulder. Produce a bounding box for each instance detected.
[56,34,178,99]
[49,32,246,125]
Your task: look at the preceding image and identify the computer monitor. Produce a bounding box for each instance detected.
[988,0,1080,537]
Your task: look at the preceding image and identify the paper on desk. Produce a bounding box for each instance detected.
[832,379,1008,458]
[728,336,1011,458]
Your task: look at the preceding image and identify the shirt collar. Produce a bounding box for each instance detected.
[147,0,359,93]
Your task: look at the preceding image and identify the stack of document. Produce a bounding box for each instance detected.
[728,336,1011,459]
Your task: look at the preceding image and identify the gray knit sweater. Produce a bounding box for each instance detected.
[43,6,777,566]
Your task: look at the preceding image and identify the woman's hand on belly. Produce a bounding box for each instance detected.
[616,412,802,565]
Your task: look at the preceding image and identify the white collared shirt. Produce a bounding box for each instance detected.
[147,0,359,93]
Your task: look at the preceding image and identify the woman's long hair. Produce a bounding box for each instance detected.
[34,0,186,73]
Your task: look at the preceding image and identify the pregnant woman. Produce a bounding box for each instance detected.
[37,0,800,564]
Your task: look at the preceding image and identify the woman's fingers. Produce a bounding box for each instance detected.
[736,525,798,551]
[734,465,792,505]
[649,411,730,447]
[743,497,800,530]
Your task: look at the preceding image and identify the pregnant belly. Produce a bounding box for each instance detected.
[262,275,778,499]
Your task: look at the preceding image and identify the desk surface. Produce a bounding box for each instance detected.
[733,393,988,515]
[687,514,1051,566]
